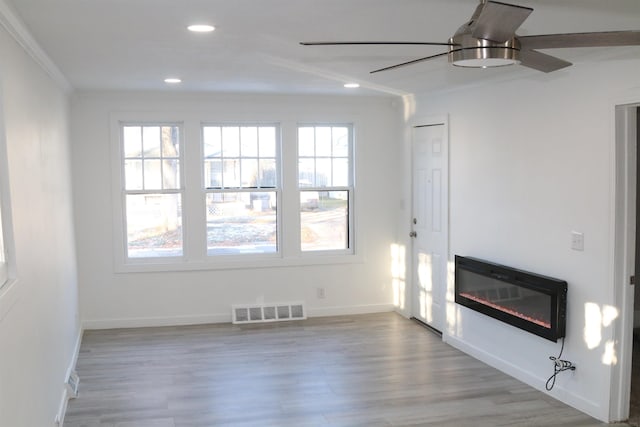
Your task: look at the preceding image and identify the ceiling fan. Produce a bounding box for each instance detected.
[301,0,640,73]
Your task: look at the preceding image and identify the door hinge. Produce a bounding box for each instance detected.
[409,231,417,238]
[631,275,635,285]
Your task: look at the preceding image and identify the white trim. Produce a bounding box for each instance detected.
[109,112,367,273]
[55,329,83,426]
[610,100,640,422]
[83,313,231,330]
[0,277,20,322]
[306,303,394,318]
[82,304,395,330]
[57,332,83,424]
[0,0,71,92]
[0,82,15,293]
[445,333,606,421]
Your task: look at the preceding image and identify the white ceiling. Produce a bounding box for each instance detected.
[6,0,640,96]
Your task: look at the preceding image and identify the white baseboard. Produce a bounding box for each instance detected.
[83,304,395,330]
[83,313,231,330]
[306,303,394,318]
[55,327,83,426]
[444,334,605,422]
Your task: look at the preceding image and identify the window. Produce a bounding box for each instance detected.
[0,204,7,288]
[114,116,357,270]
[121,125,183,258]
[298,125,353,252]
[203,125,279,255]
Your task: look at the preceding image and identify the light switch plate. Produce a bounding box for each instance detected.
[571,231,584,251]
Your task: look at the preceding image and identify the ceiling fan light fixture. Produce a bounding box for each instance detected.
[448,33,521,68]
[449,47,520,68]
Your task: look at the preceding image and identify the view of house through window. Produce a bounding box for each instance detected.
[122,125,183,258]
[298,125,352,252]
[117,119,355,266]
[203,125,278,255]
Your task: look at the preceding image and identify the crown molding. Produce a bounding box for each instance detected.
[0,0,72,93]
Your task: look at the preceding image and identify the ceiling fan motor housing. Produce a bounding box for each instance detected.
[448,33,521,68]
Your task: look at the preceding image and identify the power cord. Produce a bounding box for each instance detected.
[545,337,576,391]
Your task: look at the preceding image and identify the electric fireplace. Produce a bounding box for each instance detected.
[455,255,567,342]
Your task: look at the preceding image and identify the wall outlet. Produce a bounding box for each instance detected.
[317,287,326,299]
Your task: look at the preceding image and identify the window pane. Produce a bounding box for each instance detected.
[298,127,314,157]
[316,158,331,187]
[124,159,143,190]
[301,191,348,251]
[315,127,332,156]
[332,127,349,157]
[259,159,276,187]
[161,126,180,157]
[143,126,161,157]
[259,127,276,157]
[222,127,240,157]
[162,159,180,189]
[333,158,349,187]
[204,159,222,188]
[203,127,222,158]
[240,127,258,157]
[143,159,162,189]
[206,192,277,255]
[241,158,258,187]
[123,126,142,157]
[126,193,183,258]
[298,158,315,186]
[223,159,240,187]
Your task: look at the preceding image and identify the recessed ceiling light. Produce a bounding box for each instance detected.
[344,83,360,88]
[188,24,215,33]
[164,78,182,84]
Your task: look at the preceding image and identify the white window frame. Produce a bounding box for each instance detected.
[201,123,282,258]
[111,113,361,273]
[297,123,355,255]
[113,120,186,266]
[0,197,7,288]
[0,96,13,290]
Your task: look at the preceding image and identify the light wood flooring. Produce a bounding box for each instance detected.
[64,312,631,427]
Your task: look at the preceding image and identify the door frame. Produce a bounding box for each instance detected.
[611,101,639,422]
[408,114,450,335]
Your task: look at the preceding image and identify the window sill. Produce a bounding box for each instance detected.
[115,252,364,274]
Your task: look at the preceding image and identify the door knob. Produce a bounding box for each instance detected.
[409,231,417,238]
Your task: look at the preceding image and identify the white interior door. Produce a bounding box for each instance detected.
[411,123,448,332]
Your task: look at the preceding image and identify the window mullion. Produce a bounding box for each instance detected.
[183,119,206,261]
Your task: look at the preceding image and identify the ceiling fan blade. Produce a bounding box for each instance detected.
[472,1,533,43]
[370,51,451,74]
[300,41,458,47]
[519,31,640,50]
[519,49,572,73]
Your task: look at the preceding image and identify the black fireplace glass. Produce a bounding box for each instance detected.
[455,255,567,341]
[456,268,552,329]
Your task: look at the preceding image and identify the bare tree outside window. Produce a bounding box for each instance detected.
[122,125,183,258]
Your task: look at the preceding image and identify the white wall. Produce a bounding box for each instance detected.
[404,58,640,421]
[0,23,80,427]
[71,92,402,328]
